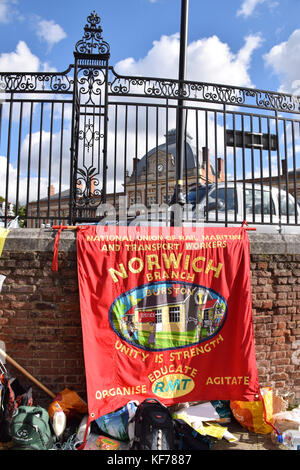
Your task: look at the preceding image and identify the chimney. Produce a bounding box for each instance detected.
[49,184,55,196]
[132,157,140,175]
[217,158,224,181]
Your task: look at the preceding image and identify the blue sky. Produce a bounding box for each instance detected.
[0,0,300,94]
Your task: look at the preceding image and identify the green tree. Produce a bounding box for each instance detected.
[13,204,27,228]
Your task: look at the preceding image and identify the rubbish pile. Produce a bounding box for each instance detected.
[1,359,300,451]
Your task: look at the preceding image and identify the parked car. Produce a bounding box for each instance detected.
[130,183,300,233]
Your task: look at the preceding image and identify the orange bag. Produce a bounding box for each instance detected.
[230,387,274,434]
[48,388,88,419]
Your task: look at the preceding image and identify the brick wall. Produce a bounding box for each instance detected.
[250,249,300,404]
[0,229,299,407]
[0,230,84,407]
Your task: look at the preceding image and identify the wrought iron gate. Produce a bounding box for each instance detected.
[1,11,300,229]
[71,11,110,224]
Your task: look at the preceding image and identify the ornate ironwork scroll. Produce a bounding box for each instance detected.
[108,68,300,113]
[76,165,102,209]
[76,67,106,106]
[79,119,101,151]
[74,11,110,58]
[0,66,74,93]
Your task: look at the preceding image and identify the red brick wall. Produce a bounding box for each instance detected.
[251,253,300,404]
[0,230,299,407]
[0,241,85,408]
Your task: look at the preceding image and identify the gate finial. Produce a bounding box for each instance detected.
[74,11,110,58]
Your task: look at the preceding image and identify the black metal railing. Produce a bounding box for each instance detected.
[0,11,299,231]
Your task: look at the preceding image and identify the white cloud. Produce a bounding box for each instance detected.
[0,40,59,78]
[0,0,11,23]
[237,0,278,18]
[188,34,262,87]
[21,127,71,178]
[0,40,40,72]
[237,0,267,17]
[110,32,263,192]
[35,18,67,49]
[115,32,262,88]
[264,29,300,93]
[0,155,50,204]
[0,0,19,24]
[0,123,72,205]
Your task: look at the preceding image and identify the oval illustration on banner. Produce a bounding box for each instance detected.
[109,281,227,351]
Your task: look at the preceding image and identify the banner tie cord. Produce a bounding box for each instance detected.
[52,225,79,272]
[242,220,256,231]
[52,226,63,272]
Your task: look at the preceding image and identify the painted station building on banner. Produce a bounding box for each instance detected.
[119,284,226,349]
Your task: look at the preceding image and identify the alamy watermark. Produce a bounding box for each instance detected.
[95,196,203,226]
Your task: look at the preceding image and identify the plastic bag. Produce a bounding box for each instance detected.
[83,433,129,451]
[48,388,88,419]
[273,406,300,433]
[95,400,138,441]
[210,400,232,422]
[230,387,274,434]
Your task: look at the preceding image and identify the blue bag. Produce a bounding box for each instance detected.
[95,400,139,441]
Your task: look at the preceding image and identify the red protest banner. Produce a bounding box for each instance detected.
[76,226,260,422]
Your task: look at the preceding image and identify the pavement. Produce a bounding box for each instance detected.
[210,419,283,451]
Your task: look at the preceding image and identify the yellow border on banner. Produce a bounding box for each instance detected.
[0,228,9,257]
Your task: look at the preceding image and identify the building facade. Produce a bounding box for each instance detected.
[126,129,224,207]
[27,130,225,227]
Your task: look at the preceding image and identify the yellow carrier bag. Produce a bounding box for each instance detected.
[230,387,274,434]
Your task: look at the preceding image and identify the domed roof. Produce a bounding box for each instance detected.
[134,129,216,176]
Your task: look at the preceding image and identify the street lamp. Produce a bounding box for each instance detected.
[170,0,189,226]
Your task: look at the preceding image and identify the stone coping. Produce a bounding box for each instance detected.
[2,228,300,255]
